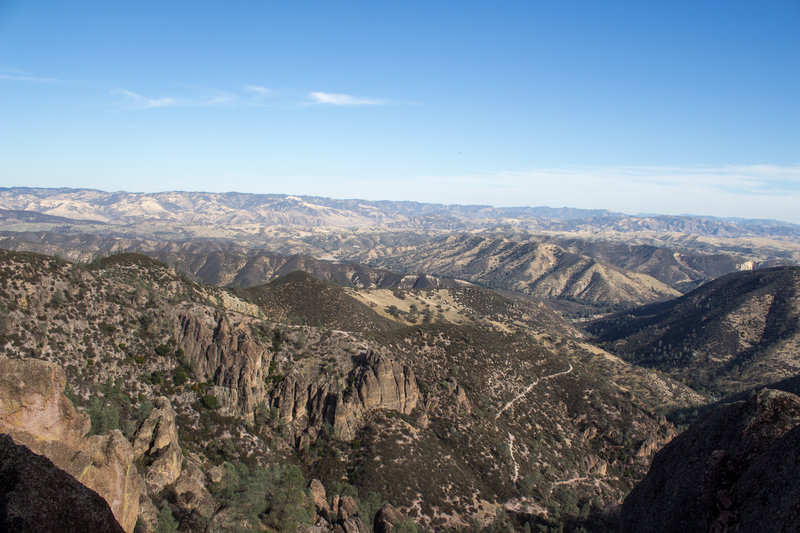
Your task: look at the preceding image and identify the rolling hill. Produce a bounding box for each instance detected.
[587,266,800,394]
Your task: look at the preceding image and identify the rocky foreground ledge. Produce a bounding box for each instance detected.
[0,355,140,532]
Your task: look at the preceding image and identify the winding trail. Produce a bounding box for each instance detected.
[508,432,519,483]
[495,361,573,420]
[549,476,591,491]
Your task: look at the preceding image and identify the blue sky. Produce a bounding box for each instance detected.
[1,1,799,222]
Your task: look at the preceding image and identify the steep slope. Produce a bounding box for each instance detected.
[352,234,681,310]
[619,389,800,532]
[346,285,581,339]
[587,266,800,394]
[0,232,466,290]
[0,356,141,532]
[154,248,467,290]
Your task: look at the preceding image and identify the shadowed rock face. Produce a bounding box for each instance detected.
[0,356,141,532]
[619,388,800,533]
[0,434,126,533]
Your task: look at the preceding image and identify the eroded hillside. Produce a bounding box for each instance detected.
[0,249,706,531]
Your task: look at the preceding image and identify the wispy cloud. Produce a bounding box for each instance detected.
[0,69,69,83]
[244,85,271,97]
[111,88,237,109]
[111,89,178,109]
[309,91,389,106]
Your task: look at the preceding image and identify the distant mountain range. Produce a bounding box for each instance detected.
[2,187,800,240]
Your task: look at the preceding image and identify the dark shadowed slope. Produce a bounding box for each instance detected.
[587,266,800,393]
[619,389,800,533]
[234,270,401,332]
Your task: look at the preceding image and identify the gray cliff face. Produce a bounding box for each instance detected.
[620,388,800,533]
[175,308,270,420]
[271,351,420,446]
[174,301,421,449]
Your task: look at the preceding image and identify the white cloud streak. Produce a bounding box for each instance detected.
[111,89,237,109]
[111,89,178,109]
[0,69,70,83]
[244,85,271,97]
[309,91,389,106]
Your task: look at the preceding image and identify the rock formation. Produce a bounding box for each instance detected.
[0,356,141,532]
[301,479,371,533]
[373,503,407,533]
[619,388,800,532]
[352,351,419,414]
[132,396,183,494]
[270,351,419,446]
[0,433,126,533]
[176,309,270,419]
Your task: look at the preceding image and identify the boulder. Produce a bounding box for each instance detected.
[337,495,359,522]
[172,455,215,518]
[373,503,407,533]
[309,479,331,519]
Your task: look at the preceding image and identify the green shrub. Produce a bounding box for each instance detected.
[211,463,314,532]
[172,367,188,386]
[154,343,171,357]
[202,394,220,410]
[153,503,178,533]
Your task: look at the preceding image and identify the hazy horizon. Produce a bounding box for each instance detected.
[4,184,800,226]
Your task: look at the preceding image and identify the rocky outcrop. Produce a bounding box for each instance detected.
[270,351,419,446]
[352,351,419,414]
[175,309,270,420]
[169,454,216,528]
[0,433,126,533]
[581,453,608,476]
[172,455,214,514]
[309,479,331,519]
[0,356,141,533]
[373,503,407,533]
[303,480,370,533]
[619,389,800,533]
[132,397,182,494]
[270,374,341,447]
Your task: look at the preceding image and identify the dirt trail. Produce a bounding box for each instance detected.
[550,476,591,489]
[508,432,519,483]
[495,361,574,420]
